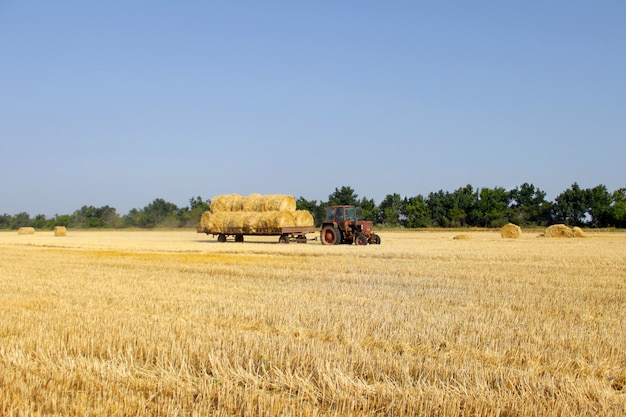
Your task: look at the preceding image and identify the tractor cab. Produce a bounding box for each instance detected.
[320,205,380,246]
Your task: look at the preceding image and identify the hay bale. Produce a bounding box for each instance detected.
[242,194,263,211]
[53,226,67,237]
[243,212,262,234]
[263,194,296,212]
[453,233,471,240]
[544,224,574,238]
[501,223,522,238]
[210,194,239,213]
[572,226,588,238]
[200,211,227,233]
[17,227,35,235]
[293,210,314,227]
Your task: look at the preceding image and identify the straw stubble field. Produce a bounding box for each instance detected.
[0,230,625,416]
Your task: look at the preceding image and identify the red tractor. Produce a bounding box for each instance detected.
[320,205,381,245]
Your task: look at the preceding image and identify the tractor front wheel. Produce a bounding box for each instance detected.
[321,226,340,245]
[355,233,368,246]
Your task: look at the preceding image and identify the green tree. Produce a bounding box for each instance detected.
[141,198,179,228]
[587,184,612,228]
[553,183,590,226]
[404,195,431,228]
[475,187,511,228]
[10,212,31,229]
[509,183,552,226]
[327,186,359,206]
[180,196,211,228]
[378,193,404,226]
[608,188,626,228]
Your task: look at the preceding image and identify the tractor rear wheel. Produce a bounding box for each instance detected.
[355,233,368,246]
[321,225,340,245]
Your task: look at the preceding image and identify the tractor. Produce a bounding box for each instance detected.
[320,205,381,245]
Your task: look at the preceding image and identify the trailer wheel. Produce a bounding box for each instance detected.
[278,234,290,244]
[235,234,244,243]
[296,235,307,244]
[217,234,227,243]
[321,226,340,245]
[355,233,368,246]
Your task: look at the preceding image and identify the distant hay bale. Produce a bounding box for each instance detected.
[53,226,67,237]
[453,234,471,240]
[293,210,314,227]
[572,226,588,238]
[501,223,522,239]
[17,227,35,235]
[544,224,574,238]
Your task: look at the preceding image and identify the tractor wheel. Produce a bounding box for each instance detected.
[321,226,340,245]
[217,234,227,243]
[372,234,381,245]
[355,233,368,246]
[278,234,290,244]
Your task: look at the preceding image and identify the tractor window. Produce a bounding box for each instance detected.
[345,207,356,221]
[335,207,345,221]
[325,207,335,221]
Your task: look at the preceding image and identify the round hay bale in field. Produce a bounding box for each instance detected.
[17,227,35,235]
[263,194,296,212]
[572,226,588,238]
[242,194,263,211]
[453,233,471,240]
[544,224,574,238]
[501,223,522,238]
[53,226,67,237]
[293,210,314,227]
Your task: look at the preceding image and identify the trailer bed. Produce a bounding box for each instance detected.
[197,226,317,243]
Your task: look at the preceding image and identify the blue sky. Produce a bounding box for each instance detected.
[1,1,624,216]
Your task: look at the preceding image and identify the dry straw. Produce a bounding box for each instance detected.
[53,226,67,237]
[501,223,522,238]
[210,194,296,213]
[17,227,35,235]
[572,226,588,238]
[544,224,575,238]
[453,233,471,240]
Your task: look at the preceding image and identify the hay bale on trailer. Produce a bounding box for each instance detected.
[544,224,575,238]
[53,226,67,237]
[17,227,35,235]
[293,210,314,227]
[501,223,522,238]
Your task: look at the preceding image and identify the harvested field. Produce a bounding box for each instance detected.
[0,230,625,416]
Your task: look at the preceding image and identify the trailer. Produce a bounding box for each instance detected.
[197,226,317,244]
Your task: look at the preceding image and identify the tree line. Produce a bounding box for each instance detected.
[1,183,625,230]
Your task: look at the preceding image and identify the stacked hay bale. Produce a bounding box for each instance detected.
[54,226,67,237]
[572,227,588,238]
[17,227,35,235]
[501,223,522,239]
[200,194,314,234]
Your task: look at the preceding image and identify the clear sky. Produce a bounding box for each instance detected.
[1,1,624,216]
